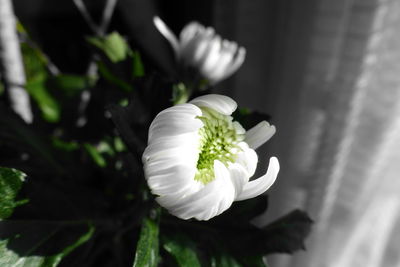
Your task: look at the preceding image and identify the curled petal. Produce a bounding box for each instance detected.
[235,157,279,201]
[190,94,237,115]
[153,16,180,57]
[245,121,276,150]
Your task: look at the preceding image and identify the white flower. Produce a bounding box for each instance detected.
[142,94,279,221]
[154,16,246,84]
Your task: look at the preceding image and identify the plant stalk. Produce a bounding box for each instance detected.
[0,0,33,123]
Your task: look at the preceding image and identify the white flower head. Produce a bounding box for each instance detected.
[154,16,246,85]
[142,94,279,221]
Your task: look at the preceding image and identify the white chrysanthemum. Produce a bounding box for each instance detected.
[154,16,246,84]
[142,94,279,221]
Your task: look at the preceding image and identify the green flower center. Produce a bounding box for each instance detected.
[194,108,244,184]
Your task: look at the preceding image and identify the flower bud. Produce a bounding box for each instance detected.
[154,17,246,85]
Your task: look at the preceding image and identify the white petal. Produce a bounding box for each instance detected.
[148,104,203,143]
[143,132,199,162]
[245,121,276,150]
[235,157,279,201]
[145,144,203,200]
[212,160,236,214]
[146,165,195,194]
[149,120,202,144]
[235,142,258,177]
[181,30,214,65]
[233,121,246,135]
[144,152,192,173]
[218,46,246,81]
[159,160,235,220]
[179,22,205,50]
[198,35,222,76]
[189,35,211,65]
[155,179,203,206]
[143,103,205,202]
[152,103,202,120]
[190,94,237,115]
[149,121,199,139]
[228,163,250,198]
[159,187,213,220]
[206,41,237,83]
[144,148,197,179]
[153,16,180,57]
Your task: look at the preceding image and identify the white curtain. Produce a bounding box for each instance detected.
[214,0,400,266]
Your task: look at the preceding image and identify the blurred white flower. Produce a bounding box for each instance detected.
[142,94,279,220]
[154,16,246,85]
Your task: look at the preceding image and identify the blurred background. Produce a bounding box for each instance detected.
[8,0,400,266]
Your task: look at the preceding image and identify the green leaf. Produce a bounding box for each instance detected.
[97,61,133,92]
[163,235,201,267]
[211,253,242,267]
[83,143,107,168]
[26,80,60,122]
[218,209,312,256]
[17,26,65,122]
[113,136,126,152]
[133,217,159,267]
[0,222,94,267]
[0,167,28,219]
[49,74,92,97]
[0,167,95,266]
[52,138,79,152]
[16,21,28,35]
[239,256,267,267]
[21,42,60,123]
[39,224,95,266]
[0,81,4,96]
[215,195,268,224]
[96,141,115,156]
[87,32,131,63]
[132,50,145,77]
[20,42,48,77]
[261,209,313,254]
